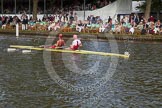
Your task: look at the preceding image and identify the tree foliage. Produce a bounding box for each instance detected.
[136,0,162,19]
[136,0,162,12]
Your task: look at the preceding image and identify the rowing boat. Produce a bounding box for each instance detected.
[10,45,130,58]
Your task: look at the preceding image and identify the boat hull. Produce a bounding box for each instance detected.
[10,45,130,58]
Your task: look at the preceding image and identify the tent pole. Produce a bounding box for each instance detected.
[84,0,85,20]
[15,0,16,14]
[44,0,46,15]
[1,0,3,15]
[29,0,31,17]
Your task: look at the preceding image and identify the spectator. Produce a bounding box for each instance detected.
[149,16,155,22]
[74,13,78,22]
[156,20,161,29]
[54,21,61,31]
[21,15,28,30]
[137,22,143,31]
[99,21,106,32]
[48,22,55,31]
[114,23,122,34]
[134,14,140,25]
[129,25,135,34]
[108,16,112,23]
[76,20,84,32]
[69,12,74,24]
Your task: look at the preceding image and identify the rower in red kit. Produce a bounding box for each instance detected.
[70,34,82,50]
[50,34,65,49]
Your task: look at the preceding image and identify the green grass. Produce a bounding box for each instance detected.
[0,28,162,41]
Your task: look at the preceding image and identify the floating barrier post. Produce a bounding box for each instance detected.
[16,23,19,37]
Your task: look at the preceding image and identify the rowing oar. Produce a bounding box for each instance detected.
[39,45,51,48]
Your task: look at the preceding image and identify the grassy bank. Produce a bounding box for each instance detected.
[0,29,162,41]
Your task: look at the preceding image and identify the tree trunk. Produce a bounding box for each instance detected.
[144,0,152,21]
[33,0,38,20]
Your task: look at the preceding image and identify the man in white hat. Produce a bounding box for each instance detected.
[70,34,82,50]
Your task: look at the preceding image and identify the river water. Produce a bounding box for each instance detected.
[0,35,161,108]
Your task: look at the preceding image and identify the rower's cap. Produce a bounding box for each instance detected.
[73,34,78,39]
[59,34,63,38]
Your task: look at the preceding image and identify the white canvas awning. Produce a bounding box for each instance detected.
[75,0,132,21]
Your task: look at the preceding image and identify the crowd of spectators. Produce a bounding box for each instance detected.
[0,12,162,35]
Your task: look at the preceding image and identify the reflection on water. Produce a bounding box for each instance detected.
[0,35,162,108]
